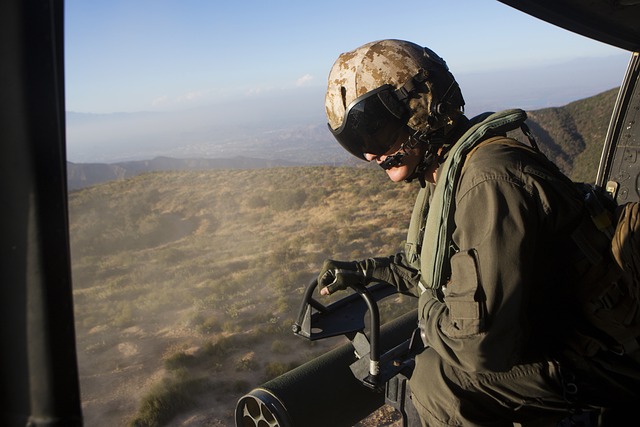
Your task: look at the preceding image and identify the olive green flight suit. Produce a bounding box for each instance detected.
[374,129,640,425]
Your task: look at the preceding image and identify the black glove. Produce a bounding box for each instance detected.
[317,259,369,295]
[319,255,420,296]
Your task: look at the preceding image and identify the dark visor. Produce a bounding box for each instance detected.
[329,84,410,160]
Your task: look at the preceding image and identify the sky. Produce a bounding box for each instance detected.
[64,0,629,115]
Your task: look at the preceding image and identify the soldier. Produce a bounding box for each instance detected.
[318,39,640,426]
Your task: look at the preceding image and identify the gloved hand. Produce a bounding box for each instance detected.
[317,259,368,295]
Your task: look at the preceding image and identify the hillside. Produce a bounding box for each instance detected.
[66,156,305,191]
[69,166,417,426]
[525,87,618,182]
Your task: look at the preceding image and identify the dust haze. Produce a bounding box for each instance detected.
[66,54,629,164]
[69,167,417,426]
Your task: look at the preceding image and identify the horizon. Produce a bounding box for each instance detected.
[64,0,631,163]
[65,54,629,164]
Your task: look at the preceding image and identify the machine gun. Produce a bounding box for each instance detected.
[234,280,422,427]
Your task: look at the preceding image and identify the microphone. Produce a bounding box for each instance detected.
[379,152,406,170]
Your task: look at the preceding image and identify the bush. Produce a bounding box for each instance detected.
[235,356,259,372]
[129,376,208,427]
[196,316,219,335]
[164,351,196,371]
[268,189,307,211]
[246,194,267,208]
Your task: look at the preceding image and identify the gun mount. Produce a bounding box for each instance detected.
[235,280,421,427]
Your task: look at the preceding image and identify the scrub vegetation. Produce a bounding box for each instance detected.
[69,165,417,427]
[525,87,617,183]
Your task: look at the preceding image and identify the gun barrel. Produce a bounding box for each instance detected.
[235,310,417,427]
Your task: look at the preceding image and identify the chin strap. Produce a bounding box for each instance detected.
[405,144,445,188]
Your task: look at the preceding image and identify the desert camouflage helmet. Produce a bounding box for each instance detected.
[325,39,465,158]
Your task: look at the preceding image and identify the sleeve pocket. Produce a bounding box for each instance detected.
[441,250,485,337]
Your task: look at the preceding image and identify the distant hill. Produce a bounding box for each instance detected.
[66,87,619,190]
[67,156,305,190]
[525,87,618,183]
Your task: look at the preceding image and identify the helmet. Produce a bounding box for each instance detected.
[325,39,465,161]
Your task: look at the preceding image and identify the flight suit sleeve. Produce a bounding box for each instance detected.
[420,171,544,372]
[361,253,422,296]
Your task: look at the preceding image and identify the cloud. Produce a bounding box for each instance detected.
[296,74,313,86]
[150,91,207,109]
[179,91,205,102]
[245,87,267,96]
[152,95,169,107]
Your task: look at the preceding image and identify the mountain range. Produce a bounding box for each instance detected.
[66,87,618,191]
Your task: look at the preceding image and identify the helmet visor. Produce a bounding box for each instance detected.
[329,85,409,160]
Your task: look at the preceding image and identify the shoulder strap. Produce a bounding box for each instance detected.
[421,109,530,293]
[405,185,432,269]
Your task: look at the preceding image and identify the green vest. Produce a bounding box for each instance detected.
[404,109,530,298]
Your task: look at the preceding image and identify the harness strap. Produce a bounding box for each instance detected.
[421,109,530,292]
